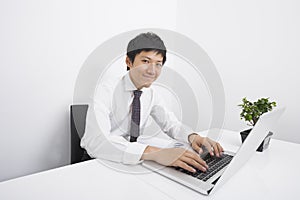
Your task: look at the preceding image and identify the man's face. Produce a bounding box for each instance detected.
[126,51,163,90]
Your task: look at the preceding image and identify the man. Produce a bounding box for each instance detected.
[81,32,223,173]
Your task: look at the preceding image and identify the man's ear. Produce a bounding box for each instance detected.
[126,56,133,69]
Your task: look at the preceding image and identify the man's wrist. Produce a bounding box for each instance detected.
[188,133,199,143]
[141,146,161,161]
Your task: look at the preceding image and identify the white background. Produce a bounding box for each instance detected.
[0,0,299,182]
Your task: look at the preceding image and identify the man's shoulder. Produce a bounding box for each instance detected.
[94,75,124,102]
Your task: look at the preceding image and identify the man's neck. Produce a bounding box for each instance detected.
[129,71,143,90]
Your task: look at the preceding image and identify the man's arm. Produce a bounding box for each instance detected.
[150,91,224,161]
[150,104,193,143]
[141,146,208,173]
[81,100,148,165]
[139,134,223,173]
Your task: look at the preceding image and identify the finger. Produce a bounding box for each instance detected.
[176,161,196,173]
[198,147,203,154]
[216,143,224,155]
[212,143,221,157]
[202,139,214,156]
[219,143,224,152]
[212,142,224,157]
[192,142,202,154]
[185,151,209,169]
[181,156,207,172]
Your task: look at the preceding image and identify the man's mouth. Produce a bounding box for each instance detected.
[143,75,155,79]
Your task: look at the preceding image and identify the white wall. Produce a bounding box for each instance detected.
[1,0,299,182]
[176,0,300,143]
[0,0,177,182]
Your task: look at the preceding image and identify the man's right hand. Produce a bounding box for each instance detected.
[141,146,208,173]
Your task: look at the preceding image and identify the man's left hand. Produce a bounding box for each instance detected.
[188,133,224,157]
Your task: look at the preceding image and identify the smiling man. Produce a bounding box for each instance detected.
[126,52,162,89]
[81,32,223,173]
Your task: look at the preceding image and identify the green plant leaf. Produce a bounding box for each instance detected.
[238,97,277,126]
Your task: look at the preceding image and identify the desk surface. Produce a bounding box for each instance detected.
[1,130,300,200]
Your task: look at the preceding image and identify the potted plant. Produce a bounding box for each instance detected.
[238,97,277,152]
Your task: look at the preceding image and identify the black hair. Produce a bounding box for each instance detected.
[126,32,167,71]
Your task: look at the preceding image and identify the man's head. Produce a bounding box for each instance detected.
[126,32,167,90]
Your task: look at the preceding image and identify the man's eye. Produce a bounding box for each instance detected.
[142,60,149,63]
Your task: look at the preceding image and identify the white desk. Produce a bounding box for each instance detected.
[1,130,300,200]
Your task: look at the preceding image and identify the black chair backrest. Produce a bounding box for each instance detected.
[70,104,91,164]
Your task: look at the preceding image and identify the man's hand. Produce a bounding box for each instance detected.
[188,133,224,157]
[141,146,208,173]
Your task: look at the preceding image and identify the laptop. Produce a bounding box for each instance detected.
[142,107,285,195]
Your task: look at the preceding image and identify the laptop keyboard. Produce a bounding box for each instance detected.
[174,153,233,182]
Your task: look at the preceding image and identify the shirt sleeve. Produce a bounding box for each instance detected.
[80,91,148,165]
[150,91,194,144]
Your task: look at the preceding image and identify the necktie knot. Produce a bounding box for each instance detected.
[133,90,142,98]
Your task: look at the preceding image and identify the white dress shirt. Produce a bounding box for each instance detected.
[81,72,193,164]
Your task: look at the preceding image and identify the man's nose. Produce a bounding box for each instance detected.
[146,63,155,74]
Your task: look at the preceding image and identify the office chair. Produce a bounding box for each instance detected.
[70,104,92,164]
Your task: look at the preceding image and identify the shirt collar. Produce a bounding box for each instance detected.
[124,72,136,92]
